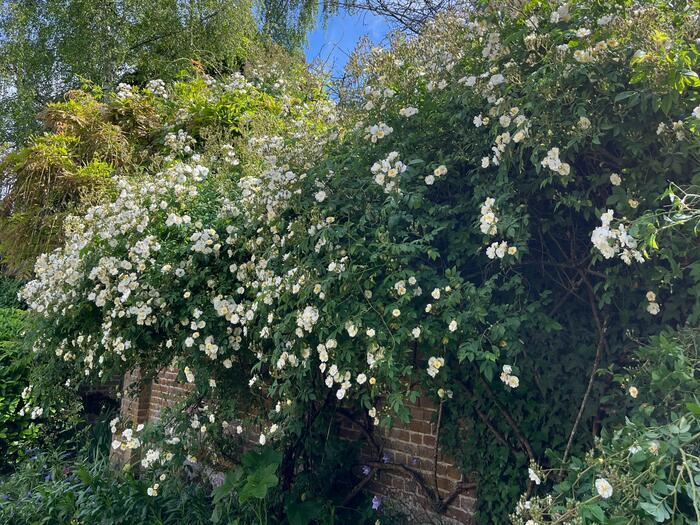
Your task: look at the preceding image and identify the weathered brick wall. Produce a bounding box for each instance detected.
[115,368,475,523]
[342,396,475,524]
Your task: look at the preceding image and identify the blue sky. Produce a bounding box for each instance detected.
[304,9,390,78]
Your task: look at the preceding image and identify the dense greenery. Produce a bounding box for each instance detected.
[0,0,263,146]
[0,307,37,471]
[0,45,323,275]
[5,0,700,524]
[0,438,214,524]
[0,274,23,308]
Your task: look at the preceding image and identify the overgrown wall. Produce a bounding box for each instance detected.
[114,369,476,524]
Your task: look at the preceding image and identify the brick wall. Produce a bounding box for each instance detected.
[342,396,476,524]
[114,368,475,523]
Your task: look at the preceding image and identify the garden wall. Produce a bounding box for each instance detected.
[114,369,476,524]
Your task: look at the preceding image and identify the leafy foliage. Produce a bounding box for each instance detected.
[0,49,324,275]
[0,447,214,525]
[0,0,259,145]
[11,1,700,524]
[515,329,700,523]
[0,274,23,308]
[0,308,37,471]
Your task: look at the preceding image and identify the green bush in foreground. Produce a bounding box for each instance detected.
[0,448,214,525]
[0,308,37,471]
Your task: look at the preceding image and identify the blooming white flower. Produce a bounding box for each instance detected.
[314,190,327,202]
[479,198,498,235]
[693,106,700,119]
[541,147,571,176]
[628,386,639,398]
[595,478,613,499]
[550,4,570,23]
[647,302,660,315]
[528,467,541,485]
[488,73,505,87]
[412,327,421,338]
[574,49,594,63]
[365,123,393,143]
[371,151,406,193]
[500,365,519,389]
[425,175,435,185]
[610,173,622,186]
[184,366,195,383]
[399,106,418,117]
[346,322,358,337]
[357,373,367,384]
[513,130,526,143]
[591,210,643,264]
[427,356,445,378]
[486,241,509,260]
[459,75,477,87]
[448,320,458,332]
[259,433,266,445]
[392,308,401,317]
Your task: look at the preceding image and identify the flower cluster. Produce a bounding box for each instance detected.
[371,151,406,193]
[591,210,644,264]
[364,122,393,143]
[427,356,445,378]
[479,198,498,235]
[499,365,519,389]
[540,147,570,176]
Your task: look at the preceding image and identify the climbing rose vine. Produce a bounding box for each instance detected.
[19,0,700,522]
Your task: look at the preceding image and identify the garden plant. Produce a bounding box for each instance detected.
[2,0,700,523]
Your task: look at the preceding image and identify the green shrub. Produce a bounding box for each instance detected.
[0,275,23,308]
[15,0,700,523]
[514,328,700,523]
[0,48,327,276]
[0,308,37,471]
[0,448,214,525]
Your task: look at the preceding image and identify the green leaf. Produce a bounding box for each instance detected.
[286,498,326,525]
[581,503,606,522]
[613,91,637,103]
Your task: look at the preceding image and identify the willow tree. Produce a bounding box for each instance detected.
[0,0,329,146]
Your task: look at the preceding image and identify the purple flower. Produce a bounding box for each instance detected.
[382,453,390,464]
[361,465,371,476]
[371,495,381,510]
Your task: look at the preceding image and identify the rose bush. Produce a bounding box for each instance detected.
[16,0,700,522]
